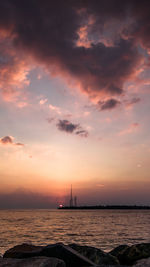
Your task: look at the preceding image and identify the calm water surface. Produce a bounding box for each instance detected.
[0,209,150,255]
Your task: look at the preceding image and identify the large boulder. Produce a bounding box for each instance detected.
[69,243,119,265]
[110,243,150,265]
[133,257,150,267]
[0,256,66,267]
[41,243,96,267]
[3,243,96,267]
[109,245,130,264]
[3,243,43,258]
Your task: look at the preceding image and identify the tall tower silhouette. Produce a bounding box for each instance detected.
[70,184,73,207]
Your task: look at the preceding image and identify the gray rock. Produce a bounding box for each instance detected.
[133,257,150,267]
[110,243,150,265]
[69,243,119,265]
[0,256,65,267]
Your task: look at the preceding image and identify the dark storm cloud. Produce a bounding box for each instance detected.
[98,98,121,111]
[0,136,24,146]
[56,119,88,137]
[0,0,150,98]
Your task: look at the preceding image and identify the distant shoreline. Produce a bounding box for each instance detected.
[58,205,150,210]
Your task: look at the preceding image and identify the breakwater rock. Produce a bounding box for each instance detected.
[109,243,150,265]
[1,242,150,266]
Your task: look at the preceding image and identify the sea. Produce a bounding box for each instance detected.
[0,209,150,256]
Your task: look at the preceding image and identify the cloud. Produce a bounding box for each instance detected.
[0,136,13,144]
[57,120,78,133]
[0,0,148,103]
[39,98,48,105]
[98,98,121,111]
[75,130,89,138]
[0,136,24,146]
[49,104,62,115]
[0,35,31,103]
[119,123,139,135]
[56,119,88,137]
[124,97,141,109]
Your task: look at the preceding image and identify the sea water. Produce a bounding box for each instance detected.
[0,209,150,255]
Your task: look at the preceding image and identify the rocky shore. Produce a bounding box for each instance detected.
[0,242,150,266]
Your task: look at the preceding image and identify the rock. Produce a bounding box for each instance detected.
[3,243,43,258]
[110,243,150,265]
[4,243,96,267]
[0,256,66,267]
[69,243,119,265]
[41,243,96,266]
[109,245,130,264]
[133,257,150,267]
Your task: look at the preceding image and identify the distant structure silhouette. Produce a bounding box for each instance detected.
[74,196,77,207]
[69,184,73,207]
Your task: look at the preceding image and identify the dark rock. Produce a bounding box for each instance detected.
[110,243,150,265]
[41,243,96,266]
[109,245,130,264]
[69,243,119,265]
[3,243,43,258]
[4,243,96,267]
[0,256,66,267]
[133,257,150,266]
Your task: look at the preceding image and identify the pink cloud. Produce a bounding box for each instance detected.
[0,35,32,105]
[119,123,140,136]
[49,104,62,115]
[39,98,48,105]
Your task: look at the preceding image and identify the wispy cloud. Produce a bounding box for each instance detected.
[124,97,141,109]
[119,123,140,136]
[49,104,62,115]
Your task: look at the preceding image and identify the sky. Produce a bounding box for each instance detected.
[0,0,150,208]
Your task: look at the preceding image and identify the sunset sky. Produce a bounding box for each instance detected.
[0,0,150,208]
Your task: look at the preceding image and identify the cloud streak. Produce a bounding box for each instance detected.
[119,123,139,136]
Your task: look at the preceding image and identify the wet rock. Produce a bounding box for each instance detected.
[3,243,43,258]
[0,256,66,267]
[133,257,150,267]
[110,243,150,265]
[69,243,119,265]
